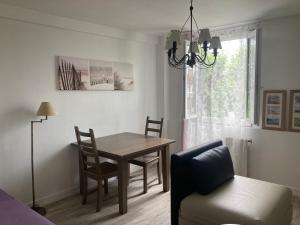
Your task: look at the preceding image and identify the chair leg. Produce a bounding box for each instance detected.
[104,178,108,195]
[143,166,148,194]
[96,180,102,212]
[157,160,162,184]
[82,175,87,205]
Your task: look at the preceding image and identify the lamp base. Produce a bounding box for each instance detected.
[32,205,46,216]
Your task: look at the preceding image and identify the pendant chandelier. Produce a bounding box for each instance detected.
[165,0,222,69]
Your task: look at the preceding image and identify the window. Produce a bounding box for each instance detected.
[183,27,259,148]
[185,30,258,125]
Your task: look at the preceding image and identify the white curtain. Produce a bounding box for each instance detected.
[183,38,249,147]
[225,138,249,176]
[183,24,257,175]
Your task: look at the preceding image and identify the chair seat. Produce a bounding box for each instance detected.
[86,162,118,178]
[129,155,159,166]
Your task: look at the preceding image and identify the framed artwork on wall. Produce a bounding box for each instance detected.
[288,90,300,132]
[57,56,134,91]
[262,90,286,131]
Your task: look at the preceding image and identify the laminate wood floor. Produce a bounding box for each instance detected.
[46,167,300,225]
[46,167,169,225]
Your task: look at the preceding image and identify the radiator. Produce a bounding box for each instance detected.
[225,137,251,177]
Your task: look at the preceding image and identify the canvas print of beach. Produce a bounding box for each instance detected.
[113,62,134,91]
[57,56,133,91]
[58,56,89,90]
[89,60,114,90]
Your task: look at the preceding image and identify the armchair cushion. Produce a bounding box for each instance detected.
[179,175,293,225]
[192,146,234,195]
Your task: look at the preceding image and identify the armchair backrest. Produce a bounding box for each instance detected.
[170,140,223,225]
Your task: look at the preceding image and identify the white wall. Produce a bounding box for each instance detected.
[247,15,300,192]
[0,4,159,204]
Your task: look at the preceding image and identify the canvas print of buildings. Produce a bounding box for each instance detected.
[57,56,133,91]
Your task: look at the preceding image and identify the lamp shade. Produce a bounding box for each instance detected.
[209,36,222,49]
[188,41,200,53]
[168,30,181,45]
[198,28,211,44]
[36,102,57,116]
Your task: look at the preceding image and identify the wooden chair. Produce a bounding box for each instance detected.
[74,126,118,212]
[128,116,164,194]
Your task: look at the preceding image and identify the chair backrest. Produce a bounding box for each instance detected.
[145,116,164,138]
[74,126,100,174]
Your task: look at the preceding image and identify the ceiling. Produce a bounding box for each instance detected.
[1,0,300,33]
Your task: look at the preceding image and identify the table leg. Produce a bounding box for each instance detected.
[118,159,128,214]
[161,145,170,192]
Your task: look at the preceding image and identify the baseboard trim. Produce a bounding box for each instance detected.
[27,185,79,206]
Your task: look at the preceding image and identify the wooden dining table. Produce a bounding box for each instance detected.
[71,132,175,214]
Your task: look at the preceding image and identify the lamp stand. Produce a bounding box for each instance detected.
[31,115,48,216]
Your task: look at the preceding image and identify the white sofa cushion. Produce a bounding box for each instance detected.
[179,175,292,225]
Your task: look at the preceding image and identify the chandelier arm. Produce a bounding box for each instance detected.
[195,51,207,64]
[176,53,191,64]
[171,53,190,65]
[168,60,186,70]
[204,52,217,66]
[205,54,214,65]
[201,50,208,62]
[195,54,217,66]
[168,58,187,69]
[195,55,205,64]
[171,51,189,63]
[195,54,207,65]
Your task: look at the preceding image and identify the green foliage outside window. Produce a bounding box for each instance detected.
[185,38,256,124]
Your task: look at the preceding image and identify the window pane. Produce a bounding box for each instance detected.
[185,39,249,123]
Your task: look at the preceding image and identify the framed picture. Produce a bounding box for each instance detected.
[262,90,286,131]
[57,56,134,91]
[288,90,300,132]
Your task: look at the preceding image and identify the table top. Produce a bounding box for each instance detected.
[71,132,175,160]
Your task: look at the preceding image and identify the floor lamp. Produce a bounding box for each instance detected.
[31,102,57,215]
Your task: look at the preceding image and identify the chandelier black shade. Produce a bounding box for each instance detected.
[165,0,222,69]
